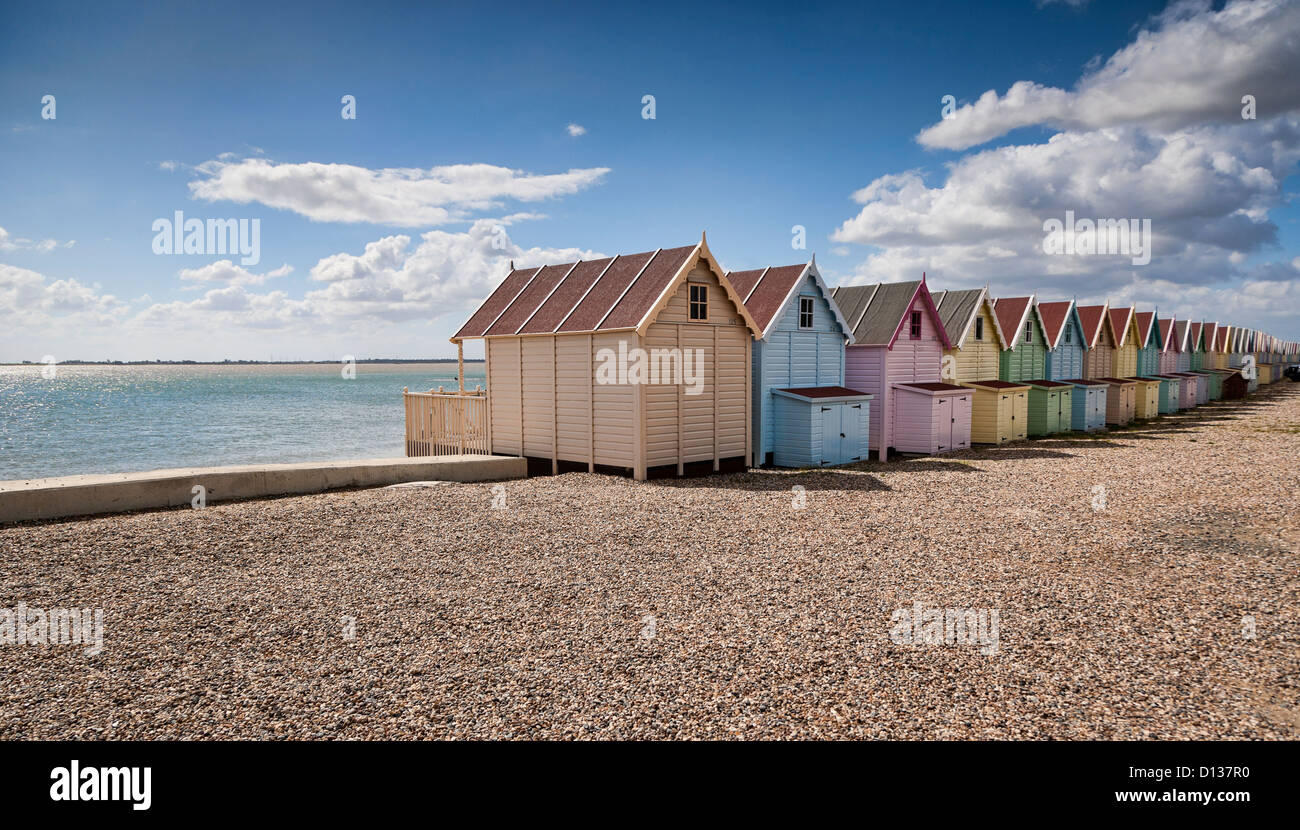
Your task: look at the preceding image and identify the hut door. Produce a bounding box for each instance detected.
[843,403,863,462]
[952,395,971,449]
[819,405,842,465]
[936,396,951,451]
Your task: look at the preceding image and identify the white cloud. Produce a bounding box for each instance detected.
[0,263,125,328]
[0,226,75,252]
[567,123,587,137]
[919,0,1300,151]
[177,260,293,288]
[188,157,610,226]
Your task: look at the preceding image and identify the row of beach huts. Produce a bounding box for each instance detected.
[423,235,1297,478]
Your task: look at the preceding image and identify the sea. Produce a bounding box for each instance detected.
[0,362,487,481]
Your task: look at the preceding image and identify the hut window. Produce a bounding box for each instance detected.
[799,296,814,329]
[909,310,922,339]
[1064,326,1072,344]
[689,285,708,321]
[974,316,984,340]
[1024,321,1033,343]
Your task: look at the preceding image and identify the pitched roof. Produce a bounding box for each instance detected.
[993,296,1035,350]
[1202,322,1218,353]
[1134,311,1157,349]
[1077,304,1110,349]
[1174,319,1191,351]
[833,279,951,348]
[1036,300,1076,349]
[1108,306,1135,347]
[729,259,853,341]
[1188,322,1204,351]
[454,239,757,338]
[1157,317,1176,352]
[932,287,993,348]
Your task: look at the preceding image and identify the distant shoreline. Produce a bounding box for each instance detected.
[1,359,485,366]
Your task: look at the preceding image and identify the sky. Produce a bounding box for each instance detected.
[1,0,1298,361]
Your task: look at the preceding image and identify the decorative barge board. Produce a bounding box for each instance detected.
[993,296,1047,382]
[1078,303,1116,379]
[1125,377,1162,420]
[1170,372,1201,408]
[933,286,1007,385]
[729,258,858,467]
[1157,318,1180,374]
[964,379,1030,444]
[769,387,871,467]
[1135,311,1161,376]
[1040,300,1086,382]
[834,277,961,461]
[1150,374,1185,412]
[452,235,760,481]
[1108,307,1140,378]
[1063,379,1108,432]
[1096,377,1138,425]
[1024,379,1073,436]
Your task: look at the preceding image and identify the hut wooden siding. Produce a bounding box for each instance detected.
[1109,307,1140,378]
[1078,304,1115,379]
[732,260,860,467]
[1174,320,1192,372]
[994,296,1048,383]
[1135,311,1161,376]
[1040,300,1085,381]
[1188,322,1205,371]
[837,278,964,461]
[456,237,759,480]
[1157,318,1179,373]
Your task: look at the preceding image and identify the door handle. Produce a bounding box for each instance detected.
[840,433,846,438]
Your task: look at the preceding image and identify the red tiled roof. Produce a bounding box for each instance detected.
[1134,311,1156,347]
[517,258,612,334]
[1108,307,1133,347]
[967,379,1029,389]
[733,264,808,334]
[994,296,1032,344]
[453,266,540,339]
[556,250,656,333]
[896,382,968,392]
[1157,318,1176,352]
[1037,301,1072,348]
[1077,305,1108,348]
[777,386,871,398]
[1188,321,1203,350]
[599,245,697,329]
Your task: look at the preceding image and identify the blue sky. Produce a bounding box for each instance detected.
[2,0,1297,361]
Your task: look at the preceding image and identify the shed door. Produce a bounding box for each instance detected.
[819,406,840,466]
[1091,388,1104,422]
[952,395,971,449]
[843,403,863,462]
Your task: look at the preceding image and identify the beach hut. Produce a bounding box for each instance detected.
[1109,306,1140,378]
[835,277,970,461]
[1201,322,1220,371]
[1157,318,1179,374]
[1096,377,1138,425]
[1214,325,1232,369]
[1171,372,1201,407]
[1126,377,1162,419]
[1135,311,1161,376]
[1024,380,1074,436]
[1198,369,1225,400]
[1078,303,1116,378]
[451,235,759,480]
[1064,378,1108,432]
[1188,323,1205,371]
[994,296,1048,382]
[1221,370,1248,400]
[965,380,1029,444]
[729,257,870,467]
[1040,300,1085,381]
[933,286,1005,384]
[1173,321,1192,372]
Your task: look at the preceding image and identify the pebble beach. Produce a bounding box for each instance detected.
[2,385,1297,740]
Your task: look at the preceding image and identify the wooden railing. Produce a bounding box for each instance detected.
[403,387,489,456]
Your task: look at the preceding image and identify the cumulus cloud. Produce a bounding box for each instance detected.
[187,157,610,226]
[177,260,293,288]
[919,0,1300,151]
[566,123,587,137]
[0,263,125,328]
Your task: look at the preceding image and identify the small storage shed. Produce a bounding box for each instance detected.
[1171,371,1201,407]
[1151,374,1184,412]
[965,379,1029,444]
[1135,311,1161,375]
[890,382,972,454]
[1221,370,1248,400]
[1025,379,1073,436]
[1157,318,1179,373]
[1097,377,1138,425]
[1109,306,1140,378]
[1039,300,1086,381]
[770,387,871,467]
[729,257,864,467]
[1064,379,1107,432]
[993,295,1048,382]
[834,277,966,461]
[933,286,1007,384]
[1196,370,1224,400]
[1078,303,1115,379]
[452,235,759,480]
[1126,376,1161,419]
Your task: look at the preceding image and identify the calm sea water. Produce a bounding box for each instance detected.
[0,363,486,480]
